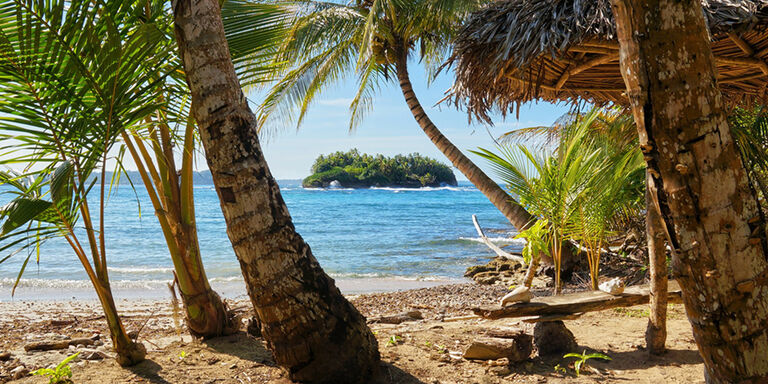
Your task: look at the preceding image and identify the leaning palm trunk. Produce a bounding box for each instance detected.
[171,0,380,382]
[121,121,237,337]
[612,0,768,380]
[393,49,534,232]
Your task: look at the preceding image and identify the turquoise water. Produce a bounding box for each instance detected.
[0,180,523,296]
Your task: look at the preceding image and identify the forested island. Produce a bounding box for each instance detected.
[302,149,457,188]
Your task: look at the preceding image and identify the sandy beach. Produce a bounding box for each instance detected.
[0,282,705,383]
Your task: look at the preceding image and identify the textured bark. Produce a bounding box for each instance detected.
[171,0,380,382]
[394,50,534,232]
[611,0,768,381]
[645,179,668,355]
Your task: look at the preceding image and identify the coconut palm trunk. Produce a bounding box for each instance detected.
[171,0,380,382]
[122,125,237,338]
[393,46,534,232]
[612,0,768,381]
[644,178,667,355]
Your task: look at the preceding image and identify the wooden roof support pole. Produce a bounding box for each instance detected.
[555,54,619,90]
[726,32,768,75]
[567,46,617,55]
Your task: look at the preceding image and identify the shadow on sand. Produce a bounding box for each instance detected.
[126,359,171,384]
[203,332,275,366]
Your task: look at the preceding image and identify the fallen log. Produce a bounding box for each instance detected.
[24,337,96,352]
[473,280,683,320]
[368,310,423,324]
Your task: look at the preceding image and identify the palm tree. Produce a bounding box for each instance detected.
[0,0,173,365]
[121,110,239,337]
[474,109,645,293]
[172,0,380,382]
[253,0,537,233]
[612,0,768,379]
[0,0,240,341]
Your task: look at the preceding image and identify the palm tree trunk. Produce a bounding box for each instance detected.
[393,50,534,232]
[123,131,237,338]
[171,1,380,382]
[644,176,667,355]
[95,283,147,366]
[394,48,576,277]
[612,0,768,381]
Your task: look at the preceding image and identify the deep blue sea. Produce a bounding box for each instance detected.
[0,180,524,299]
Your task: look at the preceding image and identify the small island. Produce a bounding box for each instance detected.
[302,149,458,188]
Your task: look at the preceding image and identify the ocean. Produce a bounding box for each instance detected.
[0,180,524,300]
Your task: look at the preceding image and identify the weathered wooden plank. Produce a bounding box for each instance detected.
[520,313,585,323]
[473,281,682,320]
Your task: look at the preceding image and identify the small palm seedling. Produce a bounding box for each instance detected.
[32,353,79,384]
[387,335,403,346]
[563,350,612,377]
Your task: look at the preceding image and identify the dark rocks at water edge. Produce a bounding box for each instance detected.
[465,257,527,286]
[301,149,457,188]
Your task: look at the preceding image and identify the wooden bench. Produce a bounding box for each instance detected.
[472,280,683,323]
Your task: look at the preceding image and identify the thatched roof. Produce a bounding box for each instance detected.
[448,0,768,122]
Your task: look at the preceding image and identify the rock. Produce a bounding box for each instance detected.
[463,334,533,362]
[10,366,28,380]
[533,321,577,356]
[473,272,500,285]
[465,257,526,286]
[489,366,511,377]
[0,352,10,361]
[328,180,342,188]
[488,358,509,367]
[80,348,108,361]
[127,330,139,340]
[500,286,533,306]
[599,278,625,295]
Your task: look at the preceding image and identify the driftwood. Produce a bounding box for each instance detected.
[463,334,533,361]
[369,310,423,324]
[24,337,96,352]
[472,215,525,264]
[473,281,683,320]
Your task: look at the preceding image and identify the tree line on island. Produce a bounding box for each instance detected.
[0,0,767,382]
[302,149,457,188]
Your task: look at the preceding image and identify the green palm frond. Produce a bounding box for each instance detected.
[0,0,179,287]
[252,0,490,137]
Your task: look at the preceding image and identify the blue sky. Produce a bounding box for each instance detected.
[254,61,570,181]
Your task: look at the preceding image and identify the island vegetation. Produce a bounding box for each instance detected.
[302,149,457,188]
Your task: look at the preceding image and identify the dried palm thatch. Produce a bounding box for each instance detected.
[448,0,768,123]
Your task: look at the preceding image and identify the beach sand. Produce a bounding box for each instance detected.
[0,283,704,383]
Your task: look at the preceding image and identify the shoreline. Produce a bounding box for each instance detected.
[0,276,469,302]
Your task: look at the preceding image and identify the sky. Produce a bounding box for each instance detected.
[0,58,570,182]
[249,61,571,181]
